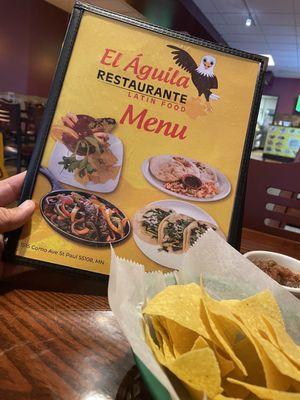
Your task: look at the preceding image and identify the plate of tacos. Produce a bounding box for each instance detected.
[48,113,123,193]
[132,200,224,269]
[142,155,231,202]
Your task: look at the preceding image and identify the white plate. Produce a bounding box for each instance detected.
[133,199,217,270]
[48,135,123,193]
[142,156,231,202]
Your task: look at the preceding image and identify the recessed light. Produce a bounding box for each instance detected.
[245,18,252,27]
[261,54,275,67]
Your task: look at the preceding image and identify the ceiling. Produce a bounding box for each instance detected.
[192,0,300,78]
[44,0,146,19]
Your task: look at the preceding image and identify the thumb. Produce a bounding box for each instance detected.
[0,200,36,234]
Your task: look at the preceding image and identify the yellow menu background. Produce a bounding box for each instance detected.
[16,12,260,274]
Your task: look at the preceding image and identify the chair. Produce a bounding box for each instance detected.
[18,103,44,169]
[0,99,22,173]
[243,159,300,242]
[24,103,44,143]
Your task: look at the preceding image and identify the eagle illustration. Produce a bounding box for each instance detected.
[167,45,220,111]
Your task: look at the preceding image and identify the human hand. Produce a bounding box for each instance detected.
[0,172,35,256]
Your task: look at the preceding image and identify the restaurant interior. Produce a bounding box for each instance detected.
[0,1,299,399]
[1,0,299,257]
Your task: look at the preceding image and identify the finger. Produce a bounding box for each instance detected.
[0,200,36,234]
[0,172,26,207]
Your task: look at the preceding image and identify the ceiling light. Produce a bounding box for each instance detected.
[245,17,252,27]
[261,54,275,67]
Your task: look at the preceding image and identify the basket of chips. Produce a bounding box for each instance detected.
[108,230,300,400]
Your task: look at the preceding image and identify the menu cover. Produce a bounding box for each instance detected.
[5,2,267,276]
[263,125,300,162]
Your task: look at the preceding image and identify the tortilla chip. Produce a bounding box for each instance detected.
[253,334,300,384]
[143,284,209,338]
[199,286,247,376]
[143,283,299,399]
[166,348,222,399]
[234,338,265,387]
[150,316,175,362]
[227,378,300,399]
[218,291,294,390]
[203,291,242,345]
[222,290,284,330]
[247,332,292,391]
[162,317,199,357]
[222,371,249,399]
[290,379,300,392]
[144,322,168,366]
[213,395,244,400]
[202,290,269,391]
[214,346,235,378]
[262,315,300,369]
[192,336,209,351]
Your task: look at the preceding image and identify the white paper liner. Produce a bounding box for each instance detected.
[108,230,300,400]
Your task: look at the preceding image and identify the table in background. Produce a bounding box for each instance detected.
[241,228,300,259]
[0,228,298,400]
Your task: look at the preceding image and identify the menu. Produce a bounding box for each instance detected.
[6,3,266,275]
[263,125,300,161]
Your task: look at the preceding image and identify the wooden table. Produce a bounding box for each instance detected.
[241,228,300,259]
[0,264,134,400]
[0,228,298,400]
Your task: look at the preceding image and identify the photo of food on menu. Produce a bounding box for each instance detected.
[14,12,262,274]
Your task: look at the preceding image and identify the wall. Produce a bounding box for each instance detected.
[0,0,69,97]
[263,77,300,115]
[126,0,218,42]
[0,0,219,98]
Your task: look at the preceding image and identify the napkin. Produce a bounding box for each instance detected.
[108,229,300,399]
